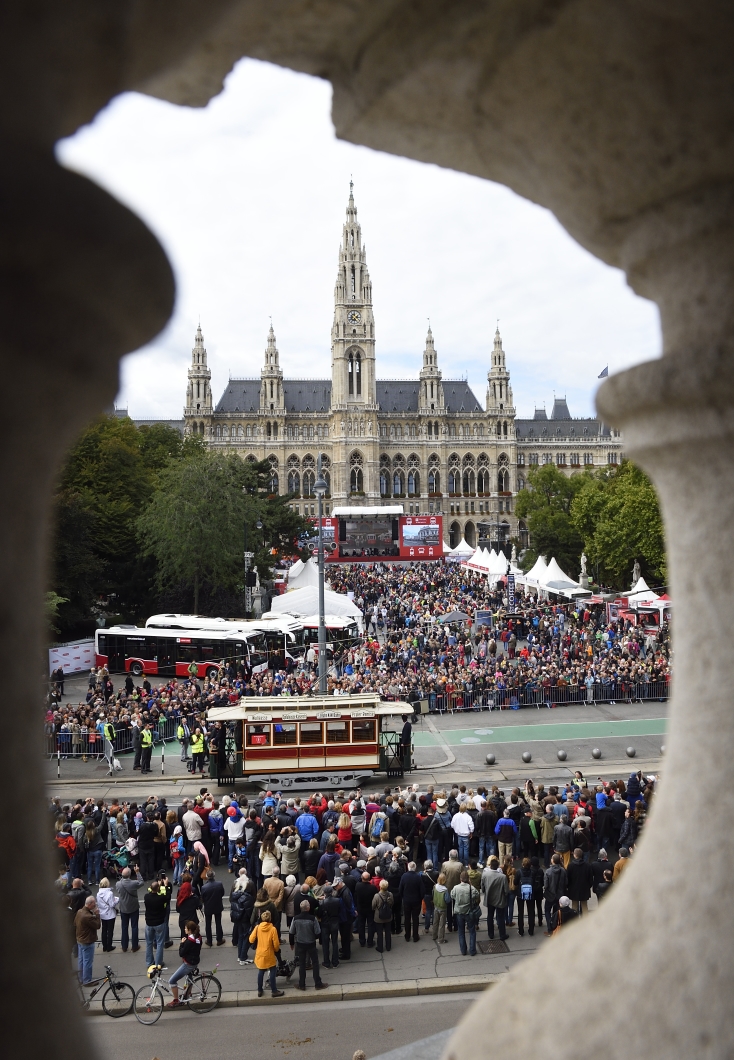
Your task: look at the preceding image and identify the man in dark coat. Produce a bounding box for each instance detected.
[201,869,226,946]
[566,848,594,914]
[398,862,423,942]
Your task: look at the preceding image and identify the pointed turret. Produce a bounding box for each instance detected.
[486,324,515,437]
[331,183,376,408]
[260,321,284,412]
[184,323,213,428]
[419,323,444,413]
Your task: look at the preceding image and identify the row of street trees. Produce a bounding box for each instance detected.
[514,460,666,590]
[50,416,309,638]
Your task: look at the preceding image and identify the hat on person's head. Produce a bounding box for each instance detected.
[338,862,349,872]
[436,798,447,809]
[357,860,366,869]
[559,896,571,908]
[173,825,182,836]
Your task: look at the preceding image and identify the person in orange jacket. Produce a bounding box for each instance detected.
[248,910,285,998]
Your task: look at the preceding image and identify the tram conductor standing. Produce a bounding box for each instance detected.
[400,715,413,769]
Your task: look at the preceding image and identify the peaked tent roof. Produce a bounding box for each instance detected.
[627,577,660,602]
[522,555,549,586]
[448,537,475,557]
[540,557,580,592]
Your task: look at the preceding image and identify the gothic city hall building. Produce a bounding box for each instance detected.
[167,186,623,549]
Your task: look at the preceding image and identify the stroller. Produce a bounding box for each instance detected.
[101,847,133,879]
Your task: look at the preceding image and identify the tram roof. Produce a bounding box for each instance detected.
[208,695,411,721]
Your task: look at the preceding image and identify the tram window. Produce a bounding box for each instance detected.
[273,723,297,745]
[326,722,348,743]
[352,720,375,742]
[247,724,270,747]
[299,723,322,744]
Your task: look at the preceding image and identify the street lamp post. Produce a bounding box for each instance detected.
[244,509,263,619]
[314,454,328,695]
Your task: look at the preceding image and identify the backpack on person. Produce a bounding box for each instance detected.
[371,812,386,842]
[520,881,533,901]
[376,895,392,923]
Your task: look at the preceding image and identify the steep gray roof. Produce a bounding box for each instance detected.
[215,379,333,414]
[515,417,612,440]
[377,379,482,413]
[215,378,483,414]
[133,418,185,434]
[551,397,572,420]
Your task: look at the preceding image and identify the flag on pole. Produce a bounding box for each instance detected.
[598,366,609,378]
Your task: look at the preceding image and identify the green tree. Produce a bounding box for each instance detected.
[515,462,586,573]
[571,460,666,589]
[137,449,308,614]
[50,416,196,636]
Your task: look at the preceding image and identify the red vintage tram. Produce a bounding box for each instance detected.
[209,694,413,789]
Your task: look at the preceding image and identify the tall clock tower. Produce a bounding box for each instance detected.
[331,183,377,410]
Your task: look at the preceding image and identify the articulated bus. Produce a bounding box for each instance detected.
[208,693,412,789]
[145,613,307,666]
[95,625,269,679]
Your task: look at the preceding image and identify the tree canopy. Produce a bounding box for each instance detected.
[570,460,666,588]
[515,459,667,591]
[50,416,308,637]
[515,463,585,574]
[137,449,307,614]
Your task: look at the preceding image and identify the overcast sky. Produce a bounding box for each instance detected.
[58,58,660,422]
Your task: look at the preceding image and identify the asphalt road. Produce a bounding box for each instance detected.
[87,991,473,1060]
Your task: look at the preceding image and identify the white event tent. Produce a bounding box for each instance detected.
[627,577,660,603]
[447,537,475,561]
[286,557,329,591]
[267,584,364,631]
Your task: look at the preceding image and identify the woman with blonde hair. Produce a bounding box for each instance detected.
[248,910,284,998]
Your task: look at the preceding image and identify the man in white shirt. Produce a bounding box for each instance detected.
[451,805,475,864]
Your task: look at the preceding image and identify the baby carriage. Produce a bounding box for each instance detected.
[101,847,133,879]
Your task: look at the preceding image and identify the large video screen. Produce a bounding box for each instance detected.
[317,513,443,562]
[399,515,443,559]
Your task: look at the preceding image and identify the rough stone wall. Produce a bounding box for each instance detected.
[5,3,734,1058]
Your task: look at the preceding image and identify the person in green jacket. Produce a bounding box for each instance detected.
[431,873,449,943]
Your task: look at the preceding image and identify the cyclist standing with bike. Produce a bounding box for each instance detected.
[166,920,202,1008]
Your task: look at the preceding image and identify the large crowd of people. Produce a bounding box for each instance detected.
[56,772,654,991]
[44,562,671,765]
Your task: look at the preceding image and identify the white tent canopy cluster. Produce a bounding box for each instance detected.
[266,583,364,632]
[513,554,591,599]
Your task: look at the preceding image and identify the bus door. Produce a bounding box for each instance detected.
[156,638,176,676]
[98,634,125,673]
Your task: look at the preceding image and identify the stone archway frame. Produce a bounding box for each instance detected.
[6,5,734,1060]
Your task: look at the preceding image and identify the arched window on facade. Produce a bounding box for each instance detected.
[380,470,389,496]
[408,470,419,495]
[349,451,363,493]
[302,470,315,497]
[498,468,509,491]
[428,469,440,494]
[393,471,404,495]
[269,471,279,493]
[462,468,475,494]
[288,471,300,494]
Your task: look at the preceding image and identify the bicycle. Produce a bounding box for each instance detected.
[134,963,222,1024]
[78,965,135,1017]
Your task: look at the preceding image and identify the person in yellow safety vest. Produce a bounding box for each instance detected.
[140,722,154,774]
[190,728,206,778]
[103,720,115,745]
[187,661,199,679]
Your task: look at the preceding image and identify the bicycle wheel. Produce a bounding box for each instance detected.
[187,974,221,1014]
[102,981,134,1018]
[134,983,164,1024]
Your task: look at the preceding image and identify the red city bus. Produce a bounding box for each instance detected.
[94,625,269,679]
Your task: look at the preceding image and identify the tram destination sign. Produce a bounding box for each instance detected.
[316,711,343,720]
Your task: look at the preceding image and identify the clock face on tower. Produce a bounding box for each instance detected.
[347,310,361,324]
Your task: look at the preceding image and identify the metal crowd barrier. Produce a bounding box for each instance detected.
[44,715,180,757]
[425,679,670,713]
